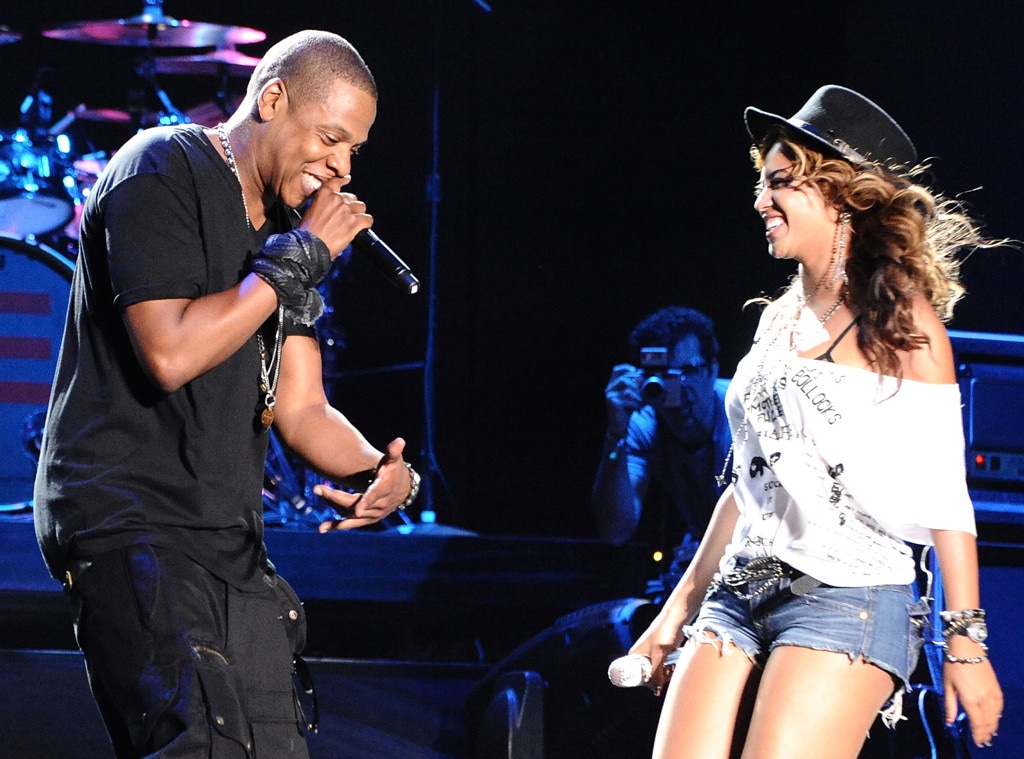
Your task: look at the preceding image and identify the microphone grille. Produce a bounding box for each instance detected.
[607,654,652,688]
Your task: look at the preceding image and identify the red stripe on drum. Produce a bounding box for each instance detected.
[0,336,51,359]
[0,381,52,405]
[0,291,52,314]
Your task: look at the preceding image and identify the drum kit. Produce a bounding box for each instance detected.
[1,3,264,248]
[0,4,339,522]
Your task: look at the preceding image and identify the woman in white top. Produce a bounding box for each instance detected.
[628,85,1003,759]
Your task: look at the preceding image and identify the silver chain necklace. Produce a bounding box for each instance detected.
[255,315,284,430]
[216,123,251,229]
[216,123,283,431]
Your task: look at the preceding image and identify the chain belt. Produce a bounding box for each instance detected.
[719,556,821,600]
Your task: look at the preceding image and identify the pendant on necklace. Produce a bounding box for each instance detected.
[254,305,285,433]
[260,406,275,430]
[260,389,277,430]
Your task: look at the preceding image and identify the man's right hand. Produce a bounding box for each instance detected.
[604,363,644,437]
[299,176,373,257]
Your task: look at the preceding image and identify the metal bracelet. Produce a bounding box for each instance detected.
[940,608,986,638]
[940,608,985,624]
[944,652,989,664]
[942,639,988,664]
[397,462,421,511]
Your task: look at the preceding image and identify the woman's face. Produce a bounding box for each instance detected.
[753,143,839,265]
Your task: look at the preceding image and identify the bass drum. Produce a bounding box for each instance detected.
[0,233,73,507]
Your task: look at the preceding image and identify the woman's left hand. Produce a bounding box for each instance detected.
[943,652,1003,748]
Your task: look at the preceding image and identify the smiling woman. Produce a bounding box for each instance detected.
[627,85,1004,759]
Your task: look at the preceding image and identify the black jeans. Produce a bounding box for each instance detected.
[67,544,308,758]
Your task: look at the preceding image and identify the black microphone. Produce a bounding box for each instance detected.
[352,229,420,295]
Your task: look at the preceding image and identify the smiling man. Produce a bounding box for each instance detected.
[33,31,418,758]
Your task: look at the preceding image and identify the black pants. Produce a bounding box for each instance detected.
[67,544,309,758]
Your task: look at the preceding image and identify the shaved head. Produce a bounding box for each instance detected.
[247,30,377,109]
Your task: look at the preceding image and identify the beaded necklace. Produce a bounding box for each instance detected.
[815,292,847,325]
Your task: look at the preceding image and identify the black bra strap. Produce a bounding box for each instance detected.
[813,318,859,363]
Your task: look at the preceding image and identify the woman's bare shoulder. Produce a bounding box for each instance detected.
[900,296,956,384]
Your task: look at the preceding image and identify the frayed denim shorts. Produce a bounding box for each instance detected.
[684,557,926,691]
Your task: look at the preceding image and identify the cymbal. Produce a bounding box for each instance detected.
[153,48,261,77]
[0,25,21,45]
[42,14,265,48]
[73,104,132,123]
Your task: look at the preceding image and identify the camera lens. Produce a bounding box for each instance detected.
[641,375,666,405]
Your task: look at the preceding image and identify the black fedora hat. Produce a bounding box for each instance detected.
[744,85,917,168]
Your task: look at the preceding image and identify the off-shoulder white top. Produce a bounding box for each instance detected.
[721,293,976,587]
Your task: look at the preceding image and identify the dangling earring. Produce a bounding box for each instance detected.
[829,211,851,287]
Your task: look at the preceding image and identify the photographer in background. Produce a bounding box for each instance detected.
[592,306,731,595]
[472,308,732,757]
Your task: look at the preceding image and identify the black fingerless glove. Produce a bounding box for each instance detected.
[251,229,332,326]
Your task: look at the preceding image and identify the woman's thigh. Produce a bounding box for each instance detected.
[742,646,894,759]
[653,635,761,759]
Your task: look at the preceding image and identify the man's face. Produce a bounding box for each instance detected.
[264,79,377,209]
[656,333,718,445]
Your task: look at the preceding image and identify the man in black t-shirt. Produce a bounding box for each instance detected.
[33,31,418,758]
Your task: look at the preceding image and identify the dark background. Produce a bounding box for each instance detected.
[3,1,1022,538]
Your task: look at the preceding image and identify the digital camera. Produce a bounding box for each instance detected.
[639,346,683,408]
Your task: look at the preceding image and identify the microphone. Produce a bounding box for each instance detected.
[607,649,680,688]
[352,229,420,295]
[607,654,652,687]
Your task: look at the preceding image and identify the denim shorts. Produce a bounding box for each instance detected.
[685,558,926,691]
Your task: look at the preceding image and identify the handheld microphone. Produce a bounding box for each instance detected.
[352,229,420,295]
[607,654,652,687]
[607,649,680,688]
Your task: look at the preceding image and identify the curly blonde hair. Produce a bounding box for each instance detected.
[753,129,987,378]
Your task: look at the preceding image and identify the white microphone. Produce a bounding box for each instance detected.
[607,650,680,688]
[607,654,653,687]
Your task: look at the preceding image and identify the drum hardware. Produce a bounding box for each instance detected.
[263,429,343,528]
[42,0,266,49]
[21,409,46,464]
[152,45,259,124]
[0,128,78,238]
[134,57,190,125]
[184,96,244,129]
[29,2,269,181]
[18,67,56,142]
[54,150,111,246]
[72,152,110,179]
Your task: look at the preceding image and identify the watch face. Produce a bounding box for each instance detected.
[966,621,989,643]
